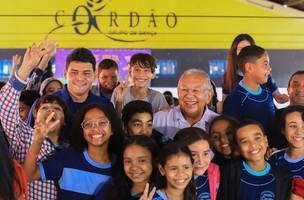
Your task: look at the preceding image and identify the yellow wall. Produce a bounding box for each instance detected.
[1,0,304,49]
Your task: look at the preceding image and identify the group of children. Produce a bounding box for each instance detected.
[0,34,303,200]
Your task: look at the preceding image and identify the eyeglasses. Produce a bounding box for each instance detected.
[81,118,110,129]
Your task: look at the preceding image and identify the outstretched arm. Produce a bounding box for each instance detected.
[24,112,60,181]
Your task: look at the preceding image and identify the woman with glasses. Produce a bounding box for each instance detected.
[23,103,123,200]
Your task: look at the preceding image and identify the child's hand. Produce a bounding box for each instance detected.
[10,54,21,78]
[17,43,48,80]
[37,36,58,70]
[274,93,289,104]
[115,74,128,103]
[33,112,60,143]
[139,183,156,200]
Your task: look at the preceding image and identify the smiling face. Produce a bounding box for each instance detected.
[210,120,234,158]
[178,73,211,121]
[288,74,304,106]
[188,140,212,176]
[129,64,155,87]
[64,61,95,100]
[247,53,271,84]
[82,108,112,148]
[126,112,153,137]
[159,152,193,190]
[236,124,268,166]
[123,144,153,185]
[284,111,304,149]
[36,102,65,133]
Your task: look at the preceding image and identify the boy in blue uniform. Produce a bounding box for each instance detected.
[217,120,291,200]
[223,45,275,140]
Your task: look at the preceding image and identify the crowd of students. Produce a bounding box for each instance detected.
[0,34,303,200]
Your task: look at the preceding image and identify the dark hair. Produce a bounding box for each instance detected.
[174,127,211,147]
[0,81,6,90]
[121,100,153,127]
[288,70,304,87]
[20,90,40,107]
[71,103,123,155]
[237,45,266,73]
[233,119,266,145]
[157,141,196,200]
[163,91,173,97]
[209,80,218,112]
[0,130,21,200]
[209,115,239,135]
[35,95,70,132]
[98,59,118,72]
[130,53,156,73]
[65,48,96,71]
[110,135,158,200]
[281,105,304,129]
[223,34,255,93]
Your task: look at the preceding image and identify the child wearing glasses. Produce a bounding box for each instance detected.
[23,103,123,200]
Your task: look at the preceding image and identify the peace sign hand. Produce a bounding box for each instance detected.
[33,112,60,144]
[115,74,129,103]
[139,183,156,200]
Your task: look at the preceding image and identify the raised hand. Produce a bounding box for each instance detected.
[32,112,60,144]
[17,43,48,81]
[37,36,58,70]
[139,183,156,200]
[10,54,21,78]
[115,74,129,103]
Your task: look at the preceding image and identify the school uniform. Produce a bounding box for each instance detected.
[217,159,291,200]
[270,149,304,179]
[39,147,115,200]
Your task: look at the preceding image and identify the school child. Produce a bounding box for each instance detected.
[223,45,276,141]
[111,53,169,114]
[19,89,40,122]
[174,127,220,200]
[0,130,28,200]
[270,105,304,199]
[209,115,239,165]
[39,77,63,96]
[217,120,291,200]
[151,141,196,200]
[0,44,70,199]
[101,135,158,200]
[23,103,123,200]
[121,100,170,146]
[221,33,288,105]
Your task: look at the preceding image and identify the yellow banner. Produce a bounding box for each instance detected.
[1,0,304,49]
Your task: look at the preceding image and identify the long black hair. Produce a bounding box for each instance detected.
[71,103,124,156]
[157,141,197,200]
[110,135,159,199]
[0,132,21,200]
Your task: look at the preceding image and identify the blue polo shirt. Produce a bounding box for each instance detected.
[223,82,275,137]
[270,149,304,179]
[240,161,276,200]
[39,147,114,200]
[195,173,211,200]
[54,85,113,115]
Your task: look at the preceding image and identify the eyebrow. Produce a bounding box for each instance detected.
[239,132,263,141]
